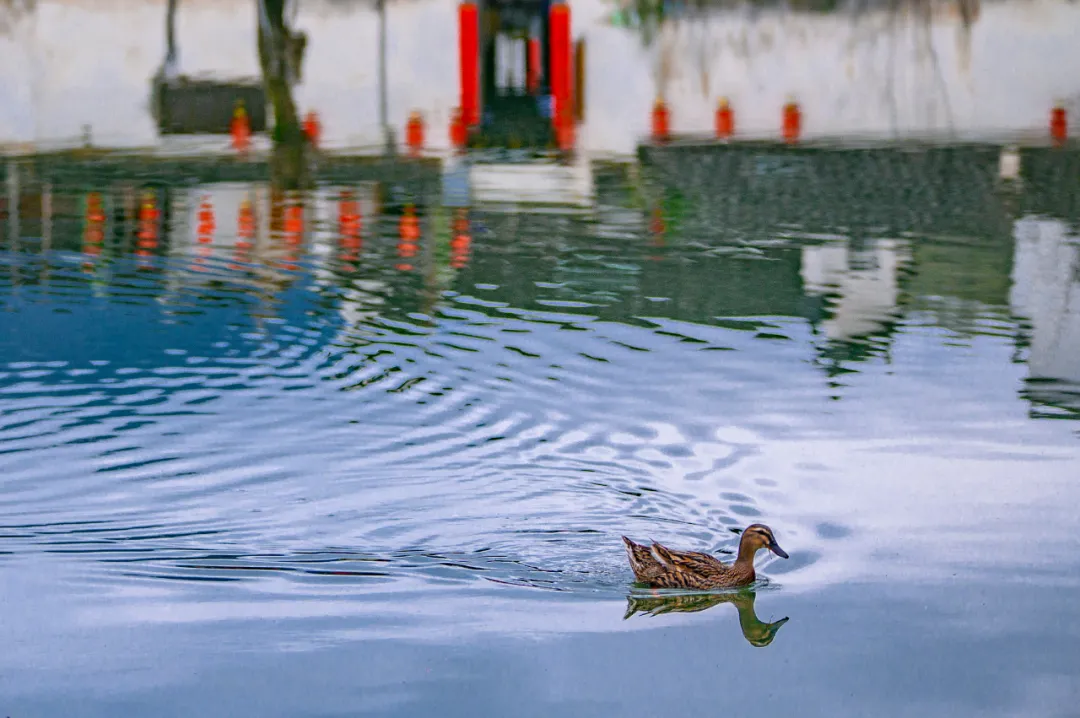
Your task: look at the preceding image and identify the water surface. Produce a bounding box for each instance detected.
[1,149,1079,716]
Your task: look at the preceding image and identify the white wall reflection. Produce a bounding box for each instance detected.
[468,151,595,208]
[1010,216,1080,382]
[158,182,380,311]
[800,237,911,342]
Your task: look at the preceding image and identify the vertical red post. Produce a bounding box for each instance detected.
[782,98,801,143]
[450,107,468,149]
[715,97,733,139]
[231,101,251,152]
[459,2,480,127]
[1050,104,1067,144]
[651,99,670,142]
[303,111,322,148]
[549,3,571,123]
[527,37,541,94]
[406,111,425,155]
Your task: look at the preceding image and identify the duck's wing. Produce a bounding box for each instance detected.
[651,542,728,577]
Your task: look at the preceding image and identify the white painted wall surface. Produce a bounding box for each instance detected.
[0,0,458,151]
[581,0,1080,153]
[0,0,1078,154]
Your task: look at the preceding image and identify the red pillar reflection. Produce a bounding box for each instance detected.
[191,195,216,272]
[135,189,159,268]
[280,196,304,272]
[230,195,256,270]
[451,208,472,269]
[236,196,255,252]
[648,205,665,262]
[196,196,216,245]
[81,191,105,271]
[338,190,363,267]
[397,203,421,271]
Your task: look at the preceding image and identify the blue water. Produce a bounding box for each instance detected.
[1,152,1079,717]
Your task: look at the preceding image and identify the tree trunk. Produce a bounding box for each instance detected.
[257,0,310,189]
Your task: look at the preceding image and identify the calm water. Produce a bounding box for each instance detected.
[2,148,1080,717]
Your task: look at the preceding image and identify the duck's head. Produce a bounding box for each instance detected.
[740,524,789,559]
[746,615,790,647]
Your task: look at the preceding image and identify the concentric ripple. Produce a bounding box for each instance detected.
[2,176,1079,602]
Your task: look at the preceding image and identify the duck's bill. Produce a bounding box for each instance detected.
[769,541,790,559]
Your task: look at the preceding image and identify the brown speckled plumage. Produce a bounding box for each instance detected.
[622,524,789,590]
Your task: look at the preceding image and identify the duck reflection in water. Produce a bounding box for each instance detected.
[623,589,790,647]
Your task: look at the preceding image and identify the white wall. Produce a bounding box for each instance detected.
[0,5,38,148]
[293,0,459,150]
[1,0,1078,154]
[580,0,1080,153]
[0,0,458,151]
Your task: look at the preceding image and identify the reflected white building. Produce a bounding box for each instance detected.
[1009,216,1080,383]
[158,181,380,307]
[800,238,911,341]
[466,152,595,209]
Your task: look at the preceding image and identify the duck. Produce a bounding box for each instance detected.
[622,523,789,590]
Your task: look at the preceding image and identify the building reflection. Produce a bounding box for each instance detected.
[2,143,1080,428]
[1009,216,1080,416]
[801,237,911,345]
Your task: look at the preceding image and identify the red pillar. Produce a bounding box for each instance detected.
[549,2,572,123]
[406,110,425,155]
[1050,104,1067,144]
[715,97,733,138]
[527,37,541,94]
[651,99,670,142]
[782,99,801,143]
[459,2,480,127]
